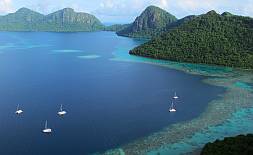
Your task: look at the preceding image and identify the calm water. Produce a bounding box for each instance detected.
[0,32,224,155]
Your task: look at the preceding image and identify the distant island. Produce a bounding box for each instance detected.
[1,6,253,69]
[201,134,253,155]
[117,6,178,38]
[129,9,253,69]
[116,6,197,39]
[104,24,130,32]
[0,7,104,32]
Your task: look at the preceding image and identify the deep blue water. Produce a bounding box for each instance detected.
[0,32,224,155]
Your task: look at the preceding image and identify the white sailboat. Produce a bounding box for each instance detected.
[169,101,176,112]
[15,104,23,115]
[57,104,67,116]
[42,120,52,133]
[173,92,179,99]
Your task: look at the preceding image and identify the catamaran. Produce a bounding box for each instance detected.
[57,104,67,116]
[173,92,179,99]
[42,120,52,133]
[15,104,23,115]
[169,101,176,112]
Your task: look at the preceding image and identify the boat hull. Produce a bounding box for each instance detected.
[58,111,67,116]
[15,110,23,114]
[43,129,52,133]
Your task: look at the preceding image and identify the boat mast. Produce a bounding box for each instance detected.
[45,120,47,129]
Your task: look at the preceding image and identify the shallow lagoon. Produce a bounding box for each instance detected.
[0,32,225,155]
[104,37,253,155]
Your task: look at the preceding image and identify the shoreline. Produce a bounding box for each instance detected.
[102,45,253,155]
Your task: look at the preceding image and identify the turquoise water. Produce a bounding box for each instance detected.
[148,107,253,155]
[112,46,233,77]
[1,31,252,155]
[0,32,224,155]
[234,82,252,90]
[52,49,83,53]
[103,36,253,155]
[78,55,101,59]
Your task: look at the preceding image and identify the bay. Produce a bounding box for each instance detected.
[0,32,224,155]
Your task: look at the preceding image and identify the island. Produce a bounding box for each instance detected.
[129,10,253,69]
[104,24,130,32]
[0,7,104,32]
[201,134,253,155]
[117,5,177,38]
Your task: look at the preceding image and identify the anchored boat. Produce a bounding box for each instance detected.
[15,104,23,115]
[169,101,176,112]
[42,120,52,133]
[57,104,67,116]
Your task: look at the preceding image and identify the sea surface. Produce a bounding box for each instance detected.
[0,32,224,155]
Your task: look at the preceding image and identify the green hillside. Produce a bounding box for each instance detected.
[0,8,104,32]
[104,24,130,31]
[117,5,177,38]
[201,134,253,155]
[130,11,253,69]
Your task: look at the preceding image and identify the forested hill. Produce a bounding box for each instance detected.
[104,24,130,32]
[201,134,253,155]
[117,5,177,38]
[0,8,104,32]
[130,11,253,69]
